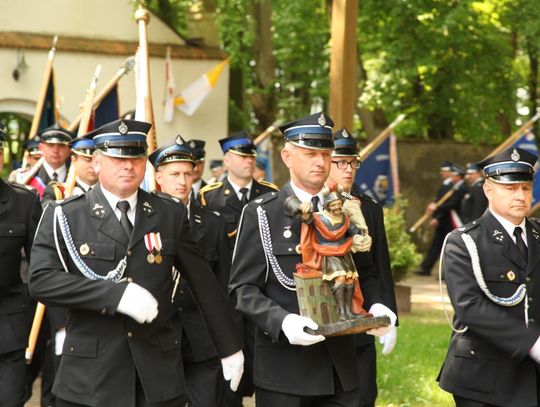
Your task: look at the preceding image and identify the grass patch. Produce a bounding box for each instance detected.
[375,309,454,407]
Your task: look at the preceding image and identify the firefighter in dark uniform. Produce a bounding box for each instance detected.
[199,130,278,406]
[28,119,244,407]
[460,163,488,224]
[229,112,396,407]
[186,139,207,200]
[150,137,233,406]
[438,147,540,407]
[415,161,466,276]
[0,128,43,407]
[198,130,278,248]
[328,128,398,407]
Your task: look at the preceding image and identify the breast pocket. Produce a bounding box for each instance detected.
[482,265,523,298]
[0,223,26,254]
[74,241,115,260]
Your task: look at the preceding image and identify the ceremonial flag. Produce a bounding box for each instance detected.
[511,130,540,205]
[93,84,120,128]
[163,47,175,123]
[39,69,57,131]
[355,133,399,206]
[256,137,273,182]
[174,59,228,116]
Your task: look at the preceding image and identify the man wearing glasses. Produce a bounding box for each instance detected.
[327,128,398,407]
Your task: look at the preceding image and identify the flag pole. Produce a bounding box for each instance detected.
[359,114,405,160]
[21,36,58,184]
[64,65,102,197]
[254,121,281,146]
[68,56,135,132]
[409,111,540,233]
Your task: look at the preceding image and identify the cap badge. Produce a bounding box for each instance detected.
[189,140,196,149]
[318,113,326,127]
[342,129,349,138]
[511,149,520,162]
[176,135,184,145]
[118,121,128,135]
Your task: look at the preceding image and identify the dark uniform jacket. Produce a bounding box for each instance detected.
[28,185,242,407]
[229,183,382,396]
[174,202,232,362]
[438,211,540,407]
[433,179,466,232]
[351,187,397,347]
[0,180,42,353]
[199,178,278,244]
[460,179,488,224]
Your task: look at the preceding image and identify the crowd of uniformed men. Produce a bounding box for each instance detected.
[1,108,539,407]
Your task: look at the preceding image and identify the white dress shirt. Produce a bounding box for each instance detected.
[100,186,138,225]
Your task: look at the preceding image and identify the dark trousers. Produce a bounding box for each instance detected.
[0,349,26,407]
[454,396,499,407]
[354,343,377,407]
[183,356,224,407]
[420,225,451,274]
[56,375,185,407]
[255,370,361,407]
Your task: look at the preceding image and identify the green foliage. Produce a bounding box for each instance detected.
[376,310,453,406]
[0,113,30,177]
[383,198,422,283]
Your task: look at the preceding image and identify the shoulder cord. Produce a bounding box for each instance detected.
[53,205,126,282]
[257,205,296,291]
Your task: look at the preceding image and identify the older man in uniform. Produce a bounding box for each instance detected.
[150,137,232,407]
[28,119,244,407]
[460,163,488,224]
[327,127,398,407]
[438,147,540,406]
[0,129,43,407]
[229,112,396,406]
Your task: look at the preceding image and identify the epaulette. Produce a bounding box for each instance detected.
[9,181,38,194]
[59,193,85,205]
[151,190,182,205]
[258,179,279,191]
[360,193,379,205]
[199,182,222,207]
[530,217,540,225]
[248,190,279,207]
[456,219,480,233]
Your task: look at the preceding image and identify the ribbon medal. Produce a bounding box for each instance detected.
[144,232,163,264]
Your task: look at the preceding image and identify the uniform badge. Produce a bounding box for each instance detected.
[92,203,105,216]
[224,189,231,196]
[80,243,90,256]
[142,201,153,213]
[493,230,504,242]
[283,226,292,239]
[118,121,128,135]
[194,214,202,224]
[342,129,350,138]
[533,229,540,240]
[144,232,163,264]
[507,270,516,281]
[176,135,184,145]
[318,113,326,127]
[511,148,520,162]
[189,140,196,149]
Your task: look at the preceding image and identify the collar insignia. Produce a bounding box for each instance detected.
[142,201,153,213]
[493,229,504,242]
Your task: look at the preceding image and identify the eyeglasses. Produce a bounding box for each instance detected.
[331,159,361,169]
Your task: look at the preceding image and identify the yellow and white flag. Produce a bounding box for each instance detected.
[174,58,229,116]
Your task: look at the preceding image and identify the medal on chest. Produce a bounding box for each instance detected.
[144,232,163,264]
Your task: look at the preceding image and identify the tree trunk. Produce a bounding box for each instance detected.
[527,37,539,138]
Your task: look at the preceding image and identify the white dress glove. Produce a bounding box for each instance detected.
[55,328,66,356]
[221,350,245,391]
[529,336,540,363]
[116,283,158,324]
[281,314,326,346]
[367,303,397,337]
[378,326,397,355]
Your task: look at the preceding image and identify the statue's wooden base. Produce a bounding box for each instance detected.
[294,268,390,337]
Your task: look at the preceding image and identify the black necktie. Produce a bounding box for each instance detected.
[51,172,58,182]
[239,188,249,206]
[514,226,528,262]
[117,201,133,239]
[311,196,320,212]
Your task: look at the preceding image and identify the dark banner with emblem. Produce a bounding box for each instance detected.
[354,134,399,206]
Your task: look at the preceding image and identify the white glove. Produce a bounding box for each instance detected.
[281,314,325,346]
[221,350,245,391]
[378,326,397,355]
[367,303,397,337]
[116,283,158,324]
[529,336,540,363]
[55,328,66,356]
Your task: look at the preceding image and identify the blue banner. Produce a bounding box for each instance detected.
[94,84,120,128]
[354,136,396,206]
[511,130,540,205]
